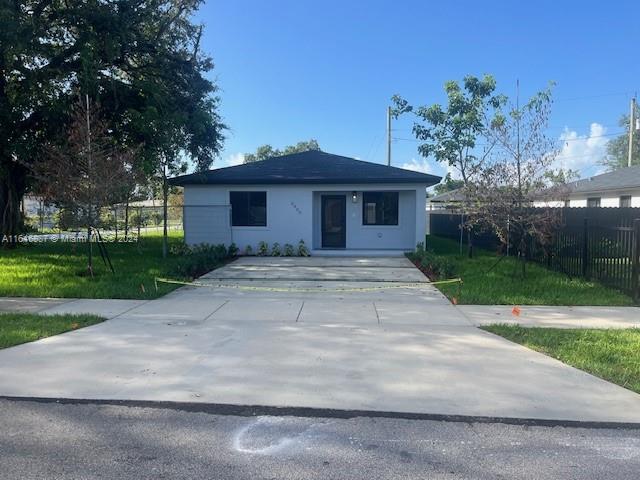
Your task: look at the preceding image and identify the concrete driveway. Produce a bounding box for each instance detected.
[1,256,640,423]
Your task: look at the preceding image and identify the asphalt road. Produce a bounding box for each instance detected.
[1,399,640,479]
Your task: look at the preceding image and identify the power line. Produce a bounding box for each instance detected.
[560,131,625,142]
[554,91,635,102]
[393,131,625,144]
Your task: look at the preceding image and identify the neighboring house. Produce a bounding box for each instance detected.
[21,195,57,229]
[170,150,441,254]
[556,166,640,208]
[427,188,465,210]
[425,189,466,236]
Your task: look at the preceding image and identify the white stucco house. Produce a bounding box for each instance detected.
[533,165,640,208]
[559,166,640,207]
[170,151,441,254]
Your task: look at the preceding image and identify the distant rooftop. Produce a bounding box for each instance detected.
[428,188,466,203]
[170,150,441,186]
[566,165,640,195]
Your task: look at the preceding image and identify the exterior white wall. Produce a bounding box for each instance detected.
[565,191,640,208]
[534,188,640,208]
[183,183,428,251]
[532,200,565,208]
[311,190,417,250]
[568,198,587,207]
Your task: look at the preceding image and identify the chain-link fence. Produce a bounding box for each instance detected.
[23,202,185,239]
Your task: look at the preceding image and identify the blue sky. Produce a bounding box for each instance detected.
[197,0,639,178]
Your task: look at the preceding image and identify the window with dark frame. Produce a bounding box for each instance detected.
[230,191,267,226]
[587,197,601,208]
[620,195,632,208]
[362,191,399,225]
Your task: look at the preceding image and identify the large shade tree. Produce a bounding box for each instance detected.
[244,139,321,163]
[0,0,225,245]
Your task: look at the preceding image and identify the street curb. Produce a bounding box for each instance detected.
[2,395,640,430]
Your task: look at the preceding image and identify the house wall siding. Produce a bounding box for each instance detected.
[567,192,640,208]
[182,183,426,250]
[311,190,417,250]
[533,188,640,208]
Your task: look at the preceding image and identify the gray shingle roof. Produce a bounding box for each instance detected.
[428,188,466,203]
[566,165,640,195]
[169,150,441,186]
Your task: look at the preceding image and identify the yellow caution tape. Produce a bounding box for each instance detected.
[154,277,462,293]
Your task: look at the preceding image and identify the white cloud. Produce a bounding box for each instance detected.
[555,123,608,176]
[218,152,245,168]
[400,158,432,174]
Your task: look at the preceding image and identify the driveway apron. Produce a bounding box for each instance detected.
[1,256,640,423]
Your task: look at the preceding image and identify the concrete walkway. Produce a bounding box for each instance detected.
[0,297,72,314]
[200,256,428,283]
[1,257,640,423]
[459,305,640,329]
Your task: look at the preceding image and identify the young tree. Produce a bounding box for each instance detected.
[392,75,503,256]
[33,97,135,274]
[244,139,321,163]
[472,83,566,276]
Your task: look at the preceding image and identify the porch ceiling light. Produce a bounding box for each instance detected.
[351,191,358,203]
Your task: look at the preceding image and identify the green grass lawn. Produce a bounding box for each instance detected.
[0,232,187,299]
[0,313,105,349]
[483,325,640,394]
[424,236,634,306]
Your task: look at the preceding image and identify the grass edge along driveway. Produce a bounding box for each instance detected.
[0,313,105,350]
[425,236,634,306]
[483,324,640,394]
[1,232,188,300]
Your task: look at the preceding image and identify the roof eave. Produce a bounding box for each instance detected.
[170,176,441,187]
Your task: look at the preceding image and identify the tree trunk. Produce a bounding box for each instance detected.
[0,165,26,247]
[87,224,93,276]
[467,228,474,259]
[162,166,168,258]
[519,235,527,278]
[124,197,130,240]
[114,207,118,241]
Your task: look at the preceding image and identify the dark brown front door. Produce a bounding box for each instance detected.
[321,195,346,248]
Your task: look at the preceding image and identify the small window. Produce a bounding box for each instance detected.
[587,197,601,208]
[230,191,267,226]
[620,195,632,208]
[362,192,399,225]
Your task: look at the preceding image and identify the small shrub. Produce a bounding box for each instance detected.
[228,243,239,257]
[170,243,230,279]
[283,243,295,256]
[245,245,253,256]
[169,240,192,256]
[434,257,455,278]
[407,248,455,280]
[297,239,310,257]
[271,242,281,256]
[257,241,269,256]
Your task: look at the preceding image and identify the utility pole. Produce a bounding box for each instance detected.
[629,96,636,168]
[386,106,392,166]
